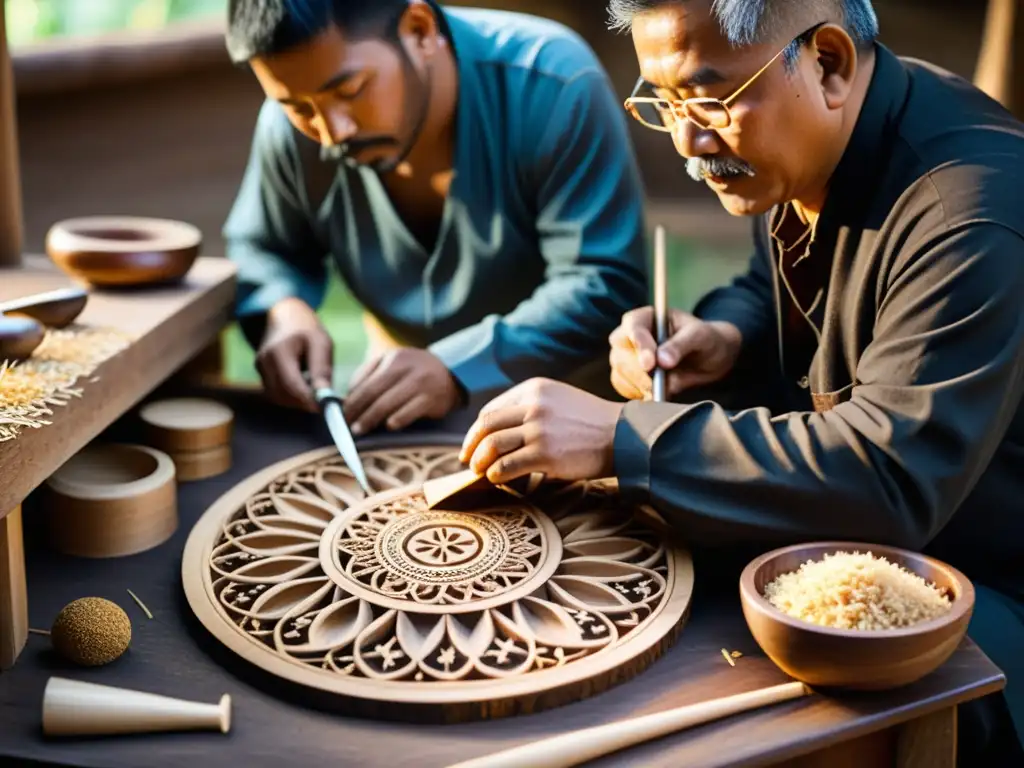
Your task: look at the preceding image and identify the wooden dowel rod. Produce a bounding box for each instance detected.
[0,0,24,268]
[446,681,811,768]
[974,0,1017,112]
[652,224,667,403]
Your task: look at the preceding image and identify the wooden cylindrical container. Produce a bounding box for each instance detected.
[138,398,234,482]
[44,444,178,558]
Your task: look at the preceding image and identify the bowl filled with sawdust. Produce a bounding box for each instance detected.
[739,542,974,691]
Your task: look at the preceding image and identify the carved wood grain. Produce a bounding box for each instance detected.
[182,442,695,724]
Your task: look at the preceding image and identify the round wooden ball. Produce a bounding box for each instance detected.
[51,597,132,666]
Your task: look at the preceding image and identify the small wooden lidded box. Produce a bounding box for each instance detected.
[138,398,234,482]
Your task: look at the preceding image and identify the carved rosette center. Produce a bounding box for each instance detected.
[322,492,561,614]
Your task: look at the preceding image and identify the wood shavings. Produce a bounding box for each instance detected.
[721,648,736,666]
[127,588,154,619]
[0,324,134,442]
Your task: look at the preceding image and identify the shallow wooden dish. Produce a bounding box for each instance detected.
[44,443,178,558]
[0,286,89,329]
[739,541,975,691]
[45,215,201,287]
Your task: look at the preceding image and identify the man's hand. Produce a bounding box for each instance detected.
[459,378,624,484]
[608,307,742,400]
[255,297,333,413]
[343,348,462,435]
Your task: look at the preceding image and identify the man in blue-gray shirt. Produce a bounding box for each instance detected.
[222,0,649,435]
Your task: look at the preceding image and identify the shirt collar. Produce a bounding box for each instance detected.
[811,42,912,250]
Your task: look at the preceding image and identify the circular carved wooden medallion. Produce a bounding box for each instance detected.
[182,440,694,722]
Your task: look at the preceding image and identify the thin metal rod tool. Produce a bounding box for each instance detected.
[652,225,668,402]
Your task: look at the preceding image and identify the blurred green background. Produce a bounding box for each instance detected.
[4,0,225,46]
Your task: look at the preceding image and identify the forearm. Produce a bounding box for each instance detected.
[616,224,1024,550]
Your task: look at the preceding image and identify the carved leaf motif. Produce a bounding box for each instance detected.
[562,536,654,564]
[474,610,536,678]
[395,613,446,663]
[556,510,632,544]
[248,515,324,537]
[558,557,658,584]
[280,596,373,653]
[547,577,635,612]
[353,610,418,680]
[513,597,585,647]
[269,492,341,528]
[313,467,367,508]
[446,611,495,662]
[213,555,320,584]
[228,530,320,557]
[240,577,332,619]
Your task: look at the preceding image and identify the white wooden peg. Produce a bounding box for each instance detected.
[42,677,232,737]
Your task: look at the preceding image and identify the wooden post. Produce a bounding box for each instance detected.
[0,506,28,671]
[0,0,24,267]
[974,0,1020,116]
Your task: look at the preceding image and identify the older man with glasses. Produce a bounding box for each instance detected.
[459,0,1024,762]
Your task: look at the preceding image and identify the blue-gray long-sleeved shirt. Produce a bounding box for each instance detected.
[223,6,649,400]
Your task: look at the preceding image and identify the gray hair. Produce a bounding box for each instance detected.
[607,0,878,68]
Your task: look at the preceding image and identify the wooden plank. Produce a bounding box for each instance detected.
[897,706,957,768]
[0,0,24,267]
[781,728,895,767]
[0,505,27,670]
[974,0,1018,113]
[0,254,236,518]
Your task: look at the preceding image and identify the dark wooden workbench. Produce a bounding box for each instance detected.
[0,387,1006,768]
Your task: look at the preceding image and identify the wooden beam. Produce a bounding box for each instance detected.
[0,505,28,670]
[0,0,25,267]
[974,0,1019,115]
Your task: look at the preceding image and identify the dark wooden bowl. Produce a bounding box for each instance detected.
[0,313,46,360]
[0,286,89,329]
[45,216,201,288]
[739,541,974,691]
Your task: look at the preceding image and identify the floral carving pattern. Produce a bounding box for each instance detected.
[203,448,676,687]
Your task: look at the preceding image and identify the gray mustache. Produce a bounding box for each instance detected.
[686,156,756,182]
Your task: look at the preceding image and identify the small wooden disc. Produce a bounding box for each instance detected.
[45,443,177,558]
[139,397,234,453]
[169,444,232,482]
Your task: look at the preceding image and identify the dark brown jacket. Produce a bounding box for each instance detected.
[615,44,1024,601]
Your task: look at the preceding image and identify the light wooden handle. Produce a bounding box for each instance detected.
[652,224,668,403]
[446,681,810,768]
[974,0,1017,109]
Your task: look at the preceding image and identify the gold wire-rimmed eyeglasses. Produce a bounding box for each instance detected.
[624,22,827,132]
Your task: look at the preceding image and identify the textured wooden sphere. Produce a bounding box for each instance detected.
[51,597,132,666]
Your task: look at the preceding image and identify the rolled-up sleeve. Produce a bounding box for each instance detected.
[223,100,329,325]
[614,222,1024,550]
[428,70,649,399]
